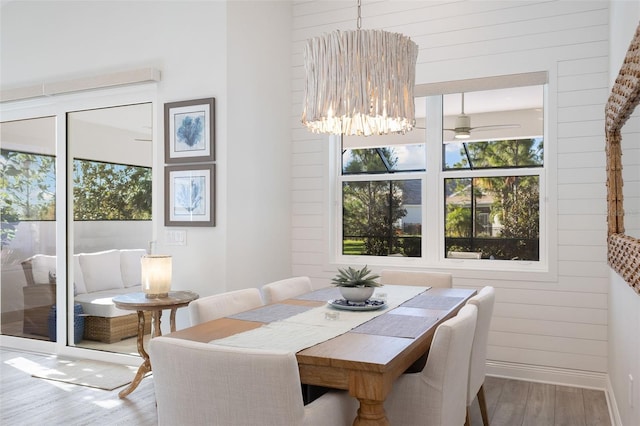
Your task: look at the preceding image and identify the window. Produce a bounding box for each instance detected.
[337,81,546,267]
[341,144,425,257]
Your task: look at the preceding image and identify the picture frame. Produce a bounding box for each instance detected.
[165,164,215,227]
[164,97,215,163]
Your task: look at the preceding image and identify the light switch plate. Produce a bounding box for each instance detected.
[166,230,186,245]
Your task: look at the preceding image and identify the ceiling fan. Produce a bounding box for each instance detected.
[445,93,520,139]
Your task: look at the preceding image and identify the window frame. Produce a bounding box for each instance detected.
[332,78,550,275]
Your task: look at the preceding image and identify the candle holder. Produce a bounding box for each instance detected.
[141,255,172,298]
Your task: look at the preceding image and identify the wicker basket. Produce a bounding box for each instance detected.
[22,284,56,337]
[84,312,152,344]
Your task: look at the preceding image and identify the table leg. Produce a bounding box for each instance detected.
[169,308,178,333]
[353,399,389,426]
[118,310,151,398]
[152,310,163,337]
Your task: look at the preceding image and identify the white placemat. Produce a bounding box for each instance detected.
[210,285,427,352]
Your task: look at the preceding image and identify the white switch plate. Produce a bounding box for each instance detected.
[166,230,186,245]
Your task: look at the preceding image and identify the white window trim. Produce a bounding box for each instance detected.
[329,74,557,282]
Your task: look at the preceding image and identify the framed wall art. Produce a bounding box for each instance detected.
[164,97,215,163]
[165,164,215,227]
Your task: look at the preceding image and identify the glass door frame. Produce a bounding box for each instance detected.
[0,84,157,365]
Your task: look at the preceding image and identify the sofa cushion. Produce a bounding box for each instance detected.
[31,254,56,285]
[120,249,146,288]
[78,249,124,293]
[73,255,87,295]
[75,287,141,317]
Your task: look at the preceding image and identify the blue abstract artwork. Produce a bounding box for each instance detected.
[174,111,205,152]
[174,175,206,216]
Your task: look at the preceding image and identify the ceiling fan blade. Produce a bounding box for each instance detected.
[469,124,520,132]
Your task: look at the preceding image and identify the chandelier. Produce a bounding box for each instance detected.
[301,0,419,136]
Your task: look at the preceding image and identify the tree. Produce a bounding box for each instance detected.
[463,139,541,240]
[342,148,407,255]
[73,160,151,220]
[447,138,542,259]
[0,150,56,219]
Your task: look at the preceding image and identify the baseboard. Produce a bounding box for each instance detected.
[606,375,624,426]
[486,360,620,426]
[487,360,608,389]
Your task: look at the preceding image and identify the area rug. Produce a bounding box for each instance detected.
[31,358,143,391]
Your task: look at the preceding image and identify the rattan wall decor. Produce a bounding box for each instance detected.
[605,22,640,294]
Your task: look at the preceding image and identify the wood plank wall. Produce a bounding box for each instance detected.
[290,1,610,375]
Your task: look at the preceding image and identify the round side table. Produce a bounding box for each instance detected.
[113,290,198,398]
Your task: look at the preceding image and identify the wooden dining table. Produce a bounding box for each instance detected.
[166,286,476,426]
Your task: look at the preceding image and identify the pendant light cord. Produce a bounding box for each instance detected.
[357,0,362,30]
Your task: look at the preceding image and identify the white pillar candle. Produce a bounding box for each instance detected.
[141,255,172,298]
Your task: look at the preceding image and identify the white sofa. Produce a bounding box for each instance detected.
[21,249,152,343]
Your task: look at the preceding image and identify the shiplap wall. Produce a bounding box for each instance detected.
[291,0,610,375]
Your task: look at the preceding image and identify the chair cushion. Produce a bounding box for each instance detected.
[120,249,146,288]
[78,249,124,293]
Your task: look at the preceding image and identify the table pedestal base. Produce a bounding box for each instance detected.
[119,310,152,398]
[354,399,389,426]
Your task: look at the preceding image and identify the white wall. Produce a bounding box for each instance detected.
[1,1,293,332]
[226,1,293,291]
[608,2,640,425]
[291,0,612,379]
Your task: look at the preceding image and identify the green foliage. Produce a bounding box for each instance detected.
[446,204,472,237]
[331,265,381,287]
[450,139,541,240]
[456,138,543,169]
[0,150,56,219]
[342,148,407,256]
[73,160,151,220]
[343,239,365,255]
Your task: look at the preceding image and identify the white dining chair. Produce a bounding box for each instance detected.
[149,336,359,426]
[465,286,496,426]
[188,288,264,325]
[380,269,453,288]
[384,304,478,426]
[261,276,313,304]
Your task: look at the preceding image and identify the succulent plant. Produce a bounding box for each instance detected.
[331,265,381,287]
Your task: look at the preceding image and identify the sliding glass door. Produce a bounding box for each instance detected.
[1,117,57,342]
[68,103,153,354]
[0,91,154,360]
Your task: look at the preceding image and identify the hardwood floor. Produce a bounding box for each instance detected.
[1,348,156,426]
[1,348,611,426]
[469,376,611,426]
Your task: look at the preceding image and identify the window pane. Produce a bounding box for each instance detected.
[73,159,151,220]
[1,116,57,342]
[444,138,543,170]
[343,145,426,174]
[1,150,56,221]
[445,176,539,260]
[343,179,421,257]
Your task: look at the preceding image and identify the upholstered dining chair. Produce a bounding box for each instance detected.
[380,269,453,288]
[188,288,264,325]
[384,304,478,426]
[465,286,496,426]
[149,337,359,426]
[261,276,313,304]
